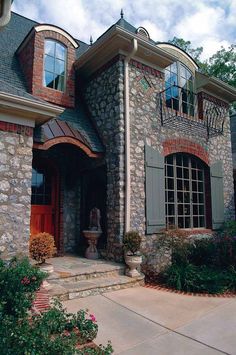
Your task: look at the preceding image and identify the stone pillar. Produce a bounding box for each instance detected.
[0,123,33,259]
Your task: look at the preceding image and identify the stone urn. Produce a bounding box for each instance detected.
[83,230,102,260]
[83,207,102,260]
[125,254,142,277]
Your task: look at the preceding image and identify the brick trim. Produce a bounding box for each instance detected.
[198,91,229,109]
[0,121,33,136]
[130,59,164,79]
[163,138,209,165]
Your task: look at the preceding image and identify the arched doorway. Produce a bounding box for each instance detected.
[30,159,59,250]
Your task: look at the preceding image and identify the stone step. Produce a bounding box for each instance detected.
[48,274,145,301]
[47,262,125,283]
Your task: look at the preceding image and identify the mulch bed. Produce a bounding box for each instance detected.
[144,281,236,298]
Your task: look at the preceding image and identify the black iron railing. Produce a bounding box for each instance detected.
[159,85,227,138]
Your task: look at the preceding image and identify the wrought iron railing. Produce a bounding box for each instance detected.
[159,85,227,138]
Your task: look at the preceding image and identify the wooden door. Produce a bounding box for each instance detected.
[30,164,57,241]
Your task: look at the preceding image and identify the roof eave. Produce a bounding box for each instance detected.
[196,72,236,103]
[0,92,64,125]
[75,25,177,74]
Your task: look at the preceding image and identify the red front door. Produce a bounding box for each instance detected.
[30,163,58,246]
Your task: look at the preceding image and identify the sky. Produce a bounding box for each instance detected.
[12,0,236,60]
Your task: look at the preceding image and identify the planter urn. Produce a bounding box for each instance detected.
[125,254,142,277]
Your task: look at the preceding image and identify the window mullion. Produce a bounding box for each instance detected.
[189,156,193,228]
[173,155,178,228]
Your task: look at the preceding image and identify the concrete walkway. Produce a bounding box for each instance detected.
[63,287,236,355]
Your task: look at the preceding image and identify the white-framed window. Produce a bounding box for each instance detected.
[165,62,194,116]
[165,153,206,229]
[43,39,66,91]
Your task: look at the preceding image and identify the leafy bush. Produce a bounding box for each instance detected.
[30,232,56,264]
[161,263,236,294]
[159,226,236,294]
[66,309,98,344]
[123,231,142,255]
[0,257,46,317]
[0,261,113,355]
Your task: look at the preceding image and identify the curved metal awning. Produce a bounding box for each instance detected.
[33,119,102,158]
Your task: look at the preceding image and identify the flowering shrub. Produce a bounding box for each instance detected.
[29,232,56,264]
[66,309,98,344]
[0,258,113,354]
[0,256,46,317]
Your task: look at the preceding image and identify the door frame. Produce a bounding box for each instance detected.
[31,156,60,251]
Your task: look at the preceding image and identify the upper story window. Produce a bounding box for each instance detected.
[165,62,194,116]
[44,39,66,91]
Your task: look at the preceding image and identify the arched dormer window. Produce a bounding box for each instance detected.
[165,62,194,116]
[44,39,67,91]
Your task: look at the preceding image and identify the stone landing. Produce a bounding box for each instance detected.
[46,255,144,301]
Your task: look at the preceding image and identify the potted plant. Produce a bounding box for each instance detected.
[29,232,56,274]
[123,231,142,277]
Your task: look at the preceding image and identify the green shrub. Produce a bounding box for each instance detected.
[0,257,46,317]
[161,263,236,294]
[66,309,98,344]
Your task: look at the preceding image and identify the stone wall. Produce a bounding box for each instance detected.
[84,57,125,260]
[0,126,33,259]
[128,61,235,276]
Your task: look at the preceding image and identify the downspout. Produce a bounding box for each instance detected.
[124,38,138,233]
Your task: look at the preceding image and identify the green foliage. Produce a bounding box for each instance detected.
[204,45,236,88]
[0,257,113,354]
[160,227,236,294]
[66,309,98,344]
[168,37,203,63]
[76,341,114,354]
[123,231,142,255]
[0,257,46,317]
[162,263,236,294]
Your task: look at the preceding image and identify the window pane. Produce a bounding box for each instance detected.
[167,165,174,177]
[184,192,190,203]
[177,179,183,190]
[178,217,184,228]
[168,191,174,202]
[177,167,182,178]
[177,192,183,203]
[183,168,189,179]
[45,40,55,56]
[178,204,183,215]
[185,217,190,228]
[55,58,65,75]
[167,178,174,190]
[55,75,64,91]
[184,204,190,215]
[168,204,175,215]
[56,43,66,60]
[44,71,54,88]
[44,55,54,72]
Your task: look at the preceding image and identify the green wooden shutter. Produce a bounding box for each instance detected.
[210,161,224,230]
[145,144,165,234]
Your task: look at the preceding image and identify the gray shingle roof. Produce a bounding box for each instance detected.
[0,12,103,153]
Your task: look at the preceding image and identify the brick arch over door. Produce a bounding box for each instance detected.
[162,138,209,165]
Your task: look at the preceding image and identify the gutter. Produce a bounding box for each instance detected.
[0,91,64,116]
[124,38,138,233]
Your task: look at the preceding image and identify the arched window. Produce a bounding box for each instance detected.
[44,39,66,91]
[165,62,194,116]
[165,153,206,228]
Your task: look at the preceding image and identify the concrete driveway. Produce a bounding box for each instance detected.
[63,287,236,355]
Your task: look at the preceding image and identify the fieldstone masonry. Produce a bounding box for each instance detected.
[129,62,235,276]
[84,57,125,260]
[0,128,33,258]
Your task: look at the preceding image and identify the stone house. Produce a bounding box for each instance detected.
[0,12,236,275]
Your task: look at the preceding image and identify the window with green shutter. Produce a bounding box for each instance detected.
[145,146,224,232]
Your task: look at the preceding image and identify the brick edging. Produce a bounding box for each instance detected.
[145,283,236,298]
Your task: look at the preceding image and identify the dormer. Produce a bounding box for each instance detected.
[17,24,78,108]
